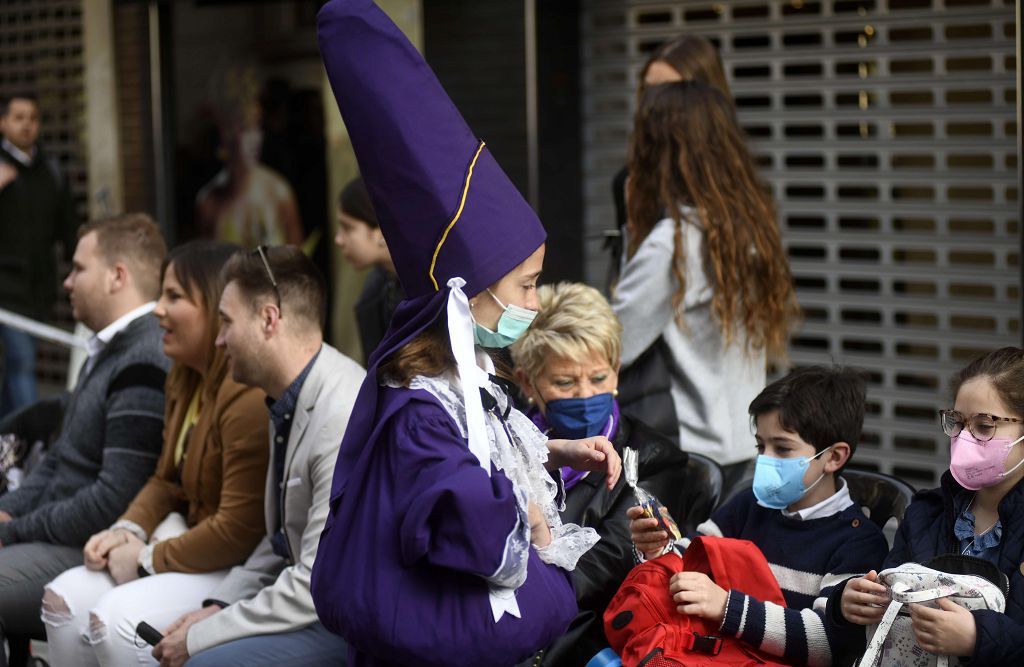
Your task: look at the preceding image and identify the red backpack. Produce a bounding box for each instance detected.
[603,536,792,667]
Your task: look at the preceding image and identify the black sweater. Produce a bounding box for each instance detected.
[0,143,78,320]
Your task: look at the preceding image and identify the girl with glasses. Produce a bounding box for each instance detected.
[831,347,1024,665]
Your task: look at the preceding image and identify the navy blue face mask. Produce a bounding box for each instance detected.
[544,392,615,440]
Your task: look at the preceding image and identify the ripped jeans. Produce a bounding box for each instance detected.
[42,567,227,667]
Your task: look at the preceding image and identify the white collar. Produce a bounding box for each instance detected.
[2,138,36,166]
[87,302,157,359]
[781,477,855,521]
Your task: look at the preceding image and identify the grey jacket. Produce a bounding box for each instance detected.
[613,211,765,466]
[0,314,169,545]
[187,343,364,654]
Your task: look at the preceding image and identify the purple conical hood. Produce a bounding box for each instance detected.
[318,0,545,298]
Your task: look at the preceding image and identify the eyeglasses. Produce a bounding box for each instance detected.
[939,409,1024,442]
[253,245,282,317]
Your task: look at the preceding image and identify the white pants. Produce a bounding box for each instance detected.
[42,514,228,667]
[43,566,228,667]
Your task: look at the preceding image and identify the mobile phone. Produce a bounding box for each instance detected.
[136,621,164,646]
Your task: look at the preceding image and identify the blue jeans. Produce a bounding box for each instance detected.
[0,326,37,418]
[186,622,347,667]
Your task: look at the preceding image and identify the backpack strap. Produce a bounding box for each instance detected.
[889,586,955,604]
[857,583,960,667]
[682,632,724,656]
[857,597,906,667]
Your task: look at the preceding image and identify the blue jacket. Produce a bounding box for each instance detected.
[839,472,1024,665]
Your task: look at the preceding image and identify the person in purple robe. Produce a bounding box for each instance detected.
[311,2,622,666]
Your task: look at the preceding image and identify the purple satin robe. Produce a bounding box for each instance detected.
[312,386,577,667]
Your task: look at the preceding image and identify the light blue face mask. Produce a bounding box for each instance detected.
[752,445,833,510]
[473,289,537,348]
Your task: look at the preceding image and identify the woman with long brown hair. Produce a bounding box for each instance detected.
[43,241,269,667]
[611,35,732,266]
[638,34,731,97]
[613,80,798,482]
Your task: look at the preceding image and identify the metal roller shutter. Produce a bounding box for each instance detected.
[581,0,1020,486]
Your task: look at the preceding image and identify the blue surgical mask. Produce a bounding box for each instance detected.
[544,393,615,440]
[473,289,537,348]
[752,446,832,510]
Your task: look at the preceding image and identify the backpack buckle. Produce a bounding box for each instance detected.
[691,632,723,655]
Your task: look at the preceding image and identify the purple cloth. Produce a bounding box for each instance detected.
[316,0,547,508]
[311,387,577,667]
[312,1,572,663]
[527,402,620,491]
[316,0,544,300]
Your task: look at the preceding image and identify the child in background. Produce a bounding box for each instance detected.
[630,366,888,666]
[334,176,403,364]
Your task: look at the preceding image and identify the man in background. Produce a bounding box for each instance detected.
[0,93,79,416]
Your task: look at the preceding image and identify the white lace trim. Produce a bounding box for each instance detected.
[407,373,599,572]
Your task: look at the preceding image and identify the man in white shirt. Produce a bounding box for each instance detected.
[0,214,169,667]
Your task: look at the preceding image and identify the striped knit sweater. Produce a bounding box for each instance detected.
[680,489,888,666]
[0,314,168,546]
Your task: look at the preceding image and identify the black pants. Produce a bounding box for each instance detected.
[0,542,83,667]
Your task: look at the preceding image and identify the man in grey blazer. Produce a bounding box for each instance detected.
[152,245,364,667]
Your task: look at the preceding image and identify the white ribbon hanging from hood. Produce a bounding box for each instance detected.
[445,277,491,474]
[446,277,522,622]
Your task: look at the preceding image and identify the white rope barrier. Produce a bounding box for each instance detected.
[0,307,88,350]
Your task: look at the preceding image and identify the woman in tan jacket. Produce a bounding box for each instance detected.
[43,241,269,667]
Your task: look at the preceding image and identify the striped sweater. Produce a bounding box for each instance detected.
[0,314,168,546]
[681,489,888,666]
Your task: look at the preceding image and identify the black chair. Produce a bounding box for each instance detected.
[0,395,65,489]
[843,468,916,529]
[719,474,751,508]
[0,394,65,450]
[675,452,724,533]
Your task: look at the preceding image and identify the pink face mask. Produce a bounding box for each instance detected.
[950,431,1024,490]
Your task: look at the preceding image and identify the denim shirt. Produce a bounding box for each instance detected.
[953,493,1003,563]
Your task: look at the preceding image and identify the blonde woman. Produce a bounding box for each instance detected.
[512,282,688,666]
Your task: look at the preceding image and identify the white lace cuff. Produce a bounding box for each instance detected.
[535,522,600,571]
[111,519,148,543]
[486,515,531,590]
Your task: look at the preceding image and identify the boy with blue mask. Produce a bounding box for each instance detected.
[629,366,888,666]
